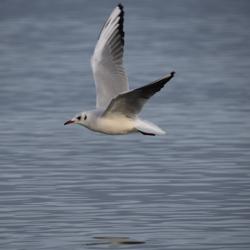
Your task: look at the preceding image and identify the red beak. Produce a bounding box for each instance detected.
[64,120,74,125]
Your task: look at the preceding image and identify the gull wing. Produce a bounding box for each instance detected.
[91,4,129,109]
[103,72,175,118]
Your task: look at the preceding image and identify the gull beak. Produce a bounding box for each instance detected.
[64,119,75,125]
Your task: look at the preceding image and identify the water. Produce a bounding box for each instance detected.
[1,0,250,249]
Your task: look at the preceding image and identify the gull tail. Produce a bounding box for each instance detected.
[135,119,166,136]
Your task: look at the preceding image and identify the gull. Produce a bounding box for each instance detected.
[64,4,175,136]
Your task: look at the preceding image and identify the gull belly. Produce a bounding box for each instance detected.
[94,116,136,135]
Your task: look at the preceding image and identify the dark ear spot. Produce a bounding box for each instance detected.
[84,115,87,120]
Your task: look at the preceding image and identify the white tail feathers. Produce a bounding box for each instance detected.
[135,119,166,136]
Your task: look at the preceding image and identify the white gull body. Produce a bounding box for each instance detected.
[64,4,175,136]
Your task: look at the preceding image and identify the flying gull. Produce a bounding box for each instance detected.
[64,4,175,136]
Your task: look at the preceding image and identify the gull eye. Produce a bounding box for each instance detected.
[77,115,81,120]
[84,115,87,120]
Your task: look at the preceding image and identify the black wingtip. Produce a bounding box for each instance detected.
[117,3,125,46]
[118,3,124,10]
[170,71,175,77]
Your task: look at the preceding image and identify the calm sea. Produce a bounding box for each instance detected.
[0,0,250,249]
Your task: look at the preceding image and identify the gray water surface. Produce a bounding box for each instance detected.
[1,0,250,249]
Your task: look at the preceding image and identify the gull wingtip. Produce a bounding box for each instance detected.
[118,3,124,10]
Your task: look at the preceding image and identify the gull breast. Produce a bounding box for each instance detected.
[96,116,136,135]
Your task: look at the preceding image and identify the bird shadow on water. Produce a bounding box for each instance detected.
[85,236,145,247]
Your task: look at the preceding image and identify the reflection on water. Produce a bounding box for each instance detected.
[0,0,250,249]
[86,236,145,246]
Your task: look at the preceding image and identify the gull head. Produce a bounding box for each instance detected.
[64,112,90,127]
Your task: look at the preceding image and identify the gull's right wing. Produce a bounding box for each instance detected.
[91,4,129,109]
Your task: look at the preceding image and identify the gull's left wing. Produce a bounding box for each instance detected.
[91,4,129,109]
[103,72,175,118]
